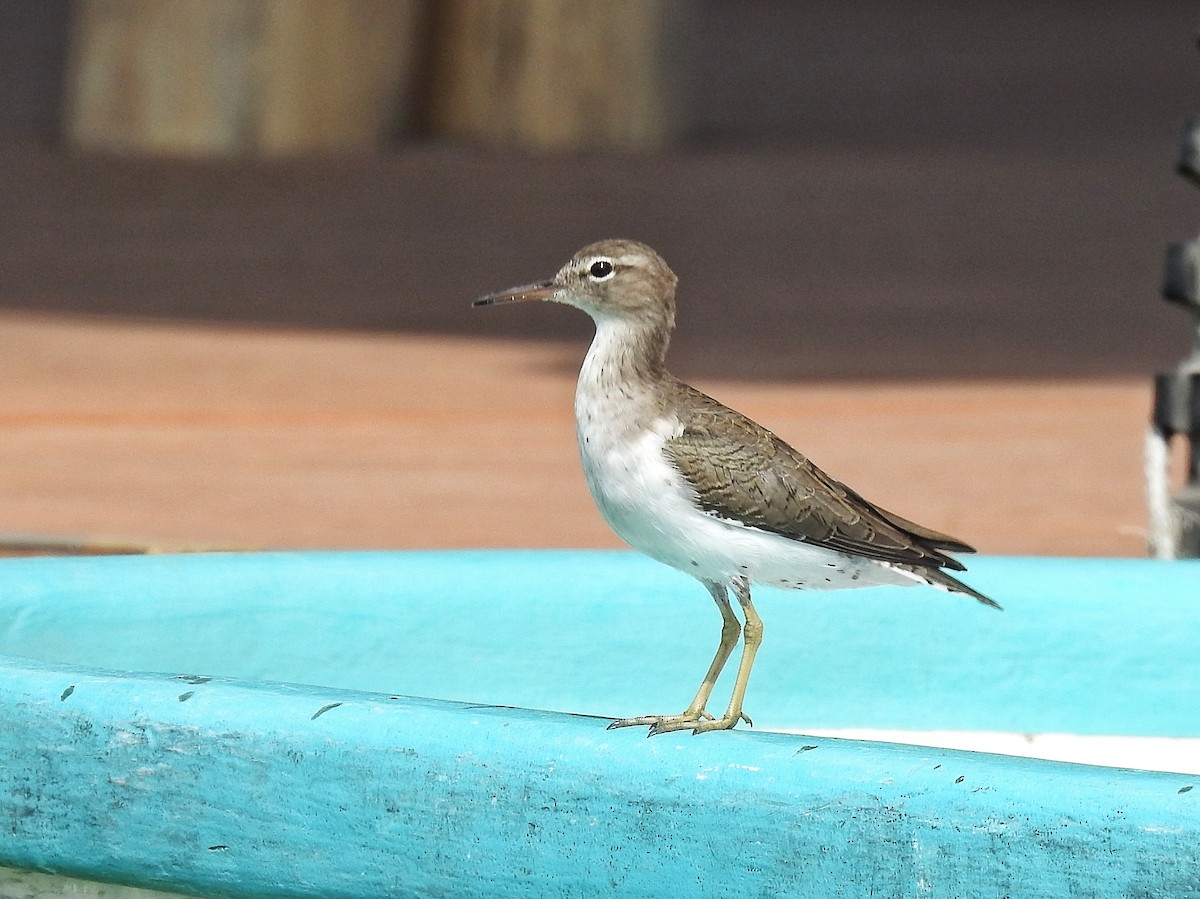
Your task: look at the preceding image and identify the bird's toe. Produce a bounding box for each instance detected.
[608,710,713,734]
[689,711,752,734]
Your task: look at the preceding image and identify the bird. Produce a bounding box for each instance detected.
[473,239,999,736]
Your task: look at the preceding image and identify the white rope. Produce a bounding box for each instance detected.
[1145,426,1177,560]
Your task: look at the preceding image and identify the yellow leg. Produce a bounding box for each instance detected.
[692,577,760,734]
[607,579,741,734]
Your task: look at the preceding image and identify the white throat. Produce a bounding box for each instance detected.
[576,314,667,402]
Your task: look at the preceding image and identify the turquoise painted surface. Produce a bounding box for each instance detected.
[0,551,1197,734]
[3,658,1199,899]
[0,552,1198,897]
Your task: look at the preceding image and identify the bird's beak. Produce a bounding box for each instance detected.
[472,279,558,308]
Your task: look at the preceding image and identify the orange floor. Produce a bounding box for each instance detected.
[0,310,1160,558]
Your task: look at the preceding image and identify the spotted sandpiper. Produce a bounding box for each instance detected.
[474,239,999,735]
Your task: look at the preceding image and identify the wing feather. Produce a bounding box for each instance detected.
[662,385,970,573]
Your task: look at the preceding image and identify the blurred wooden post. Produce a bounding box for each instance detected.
[65,0,423,156]
[425,0,688,151]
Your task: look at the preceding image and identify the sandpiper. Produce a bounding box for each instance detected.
[474,239,999,735]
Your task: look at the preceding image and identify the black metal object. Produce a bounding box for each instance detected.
[1152,371,1200,444]
[1176,117,1200,187]
[1163,237,1200,305]
[1153,114,1200,556]
[1153,367,1200,557]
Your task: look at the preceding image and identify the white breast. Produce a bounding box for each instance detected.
[572,323,910,593]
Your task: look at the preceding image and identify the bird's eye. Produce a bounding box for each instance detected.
[588,259,615,280]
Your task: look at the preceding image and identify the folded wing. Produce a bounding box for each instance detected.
[663,385,978,576]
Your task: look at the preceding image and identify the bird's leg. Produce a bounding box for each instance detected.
[691,577,761,734]
[607,580,741,734]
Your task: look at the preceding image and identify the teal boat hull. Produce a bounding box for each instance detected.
[0,552,1197,897]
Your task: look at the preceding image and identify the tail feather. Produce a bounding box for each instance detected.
[876,507,977,556]
[882,560,1000,609]
[922,567,1002,610]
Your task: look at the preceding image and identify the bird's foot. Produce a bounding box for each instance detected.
[689,712,753,734]
[607,709,714,735]
[607,709,752,736]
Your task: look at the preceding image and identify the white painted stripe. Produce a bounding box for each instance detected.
[786,729,1200,775]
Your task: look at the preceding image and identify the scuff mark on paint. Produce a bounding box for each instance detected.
[311,702,343,720]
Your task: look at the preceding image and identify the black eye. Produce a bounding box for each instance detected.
[588,259,614,279]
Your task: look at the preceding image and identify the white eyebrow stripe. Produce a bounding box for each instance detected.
[581,252,644,274]
[611,254,645,268]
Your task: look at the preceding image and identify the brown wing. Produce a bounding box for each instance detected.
[662,385,970,573]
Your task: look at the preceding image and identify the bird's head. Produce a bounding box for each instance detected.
[473,239,678,331]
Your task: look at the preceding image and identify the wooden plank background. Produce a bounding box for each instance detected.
[0,310,1161,557]
[1,2,1197,558]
